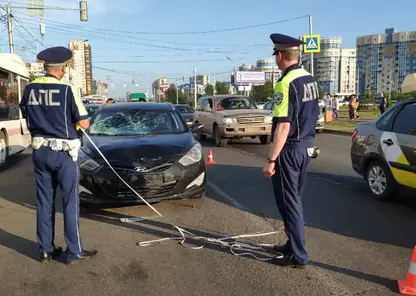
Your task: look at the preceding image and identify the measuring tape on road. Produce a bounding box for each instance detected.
[81,129,283,261]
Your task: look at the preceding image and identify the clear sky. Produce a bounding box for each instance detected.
[0,0,415,98]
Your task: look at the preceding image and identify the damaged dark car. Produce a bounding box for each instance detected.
[79,102,206,205]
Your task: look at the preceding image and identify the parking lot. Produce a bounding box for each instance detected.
[1,133,416,296]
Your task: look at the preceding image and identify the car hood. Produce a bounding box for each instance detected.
[82,132,195,167]
[217,110,270,117]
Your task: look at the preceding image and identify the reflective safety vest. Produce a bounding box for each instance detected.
[272,68,310,118]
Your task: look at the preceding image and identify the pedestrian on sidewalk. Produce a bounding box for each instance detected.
[378,95,386,114]
[263,33,319,269]
[332,96,339,120]
[348,94,359,120]
[19,46,98,265]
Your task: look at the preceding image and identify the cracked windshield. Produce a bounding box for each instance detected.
[2,0,416,295]
[89,110,186,135]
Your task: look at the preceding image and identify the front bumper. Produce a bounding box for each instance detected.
[219,123,272,137]
[79,160,207,205]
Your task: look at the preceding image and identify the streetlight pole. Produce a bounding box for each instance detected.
[193,66,197,108]
[4,1,88,54]
[308,15,314,77]
[6,4,14,54]
[175,79,179,104]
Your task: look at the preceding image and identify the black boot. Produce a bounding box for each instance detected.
[40,247,63,263]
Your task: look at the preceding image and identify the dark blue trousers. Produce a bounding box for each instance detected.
[271,147,310,264]
[32,146,83,261]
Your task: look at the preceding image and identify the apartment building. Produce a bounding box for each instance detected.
[302,36,356,95]
[356,28,416,95]
[152,77,169,101]
[26,62,45,77]
[68,40,93,95]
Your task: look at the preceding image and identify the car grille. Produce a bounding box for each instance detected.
[109,183,177,200]
[114,162,174,173]
[237,116,264,124]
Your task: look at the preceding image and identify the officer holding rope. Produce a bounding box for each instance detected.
[263,34,319,268]
[19,46,98,264]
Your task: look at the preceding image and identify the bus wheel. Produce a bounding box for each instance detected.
[0,132,8,167]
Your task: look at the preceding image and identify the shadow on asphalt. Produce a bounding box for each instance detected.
[0,229,39,262]
[205,164,416,251]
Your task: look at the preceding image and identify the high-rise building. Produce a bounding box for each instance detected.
[26,62,44,77]
[68,40,93,95]
[356,28,416,95]
[302,36,356,95]
[189,74,211,86]
[255,58,281,87]
[152,77,169,101]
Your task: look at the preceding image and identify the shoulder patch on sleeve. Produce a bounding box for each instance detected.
[273,92,284,105]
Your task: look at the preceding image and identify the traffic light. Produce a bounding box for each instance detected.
[80,1,88,22]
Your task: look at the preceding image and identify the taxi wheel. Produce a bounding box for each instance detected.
[259,135,271,145]
[0,132,8,168]
[365,160,395,201]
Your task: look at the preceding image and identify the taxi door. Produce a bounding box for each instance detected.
[388,102,416,189]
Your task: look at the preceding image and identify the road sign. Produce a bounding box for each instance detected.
[303,34,320,53]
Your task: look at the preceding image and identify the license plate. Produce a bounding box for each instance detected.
[142,174,164,185]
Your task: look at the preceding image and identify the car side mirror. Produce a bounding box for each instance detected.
[191,123,204,132]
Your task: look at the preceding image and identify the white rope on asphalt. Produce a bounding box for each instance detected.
[82,130,283,261]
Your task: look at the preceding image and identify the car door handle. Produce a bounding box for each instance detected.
[383,139,394,146]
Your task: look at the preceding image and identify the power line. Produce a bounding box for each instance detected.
[15,11,308,36]
[93,57,257,64]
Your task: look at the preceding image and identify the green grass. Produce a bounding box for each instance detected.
[324,120,361,132]
[338,110,380,119]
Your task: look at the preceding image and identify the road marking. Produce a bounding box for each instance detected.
[207,181,246,211]
[312,176,353,189]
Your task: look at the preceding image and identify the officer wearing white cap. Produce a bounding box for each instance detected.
[263,34,319,268]
[19,46,98,264]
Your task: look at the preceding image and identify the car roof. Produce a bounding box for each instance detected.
[99,102,174,111]
[397,97,416,104]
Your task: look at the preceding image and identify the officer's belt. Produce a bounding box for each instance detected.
[32,137,81,161]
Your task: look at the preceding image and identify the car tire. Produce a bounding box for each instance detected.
[213,125,227,147]
[0,131,8,169]
[259,135,271,145]
[365,160,395,201]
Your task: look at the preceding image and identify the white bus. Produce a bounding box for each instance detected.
[0,53,31,168]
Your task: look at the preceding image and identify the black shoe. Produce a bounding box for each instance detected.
[272,255,307,269]
[272,244,290,255]
[66,250,98,265]
[40,247,63,263]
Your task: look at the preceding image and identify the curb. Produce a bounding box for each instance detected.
[321,129,352,136]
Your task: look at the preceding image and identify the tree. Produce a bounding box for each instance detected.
[205,84,214,96]
[29,73,38,82]
[215,82,229,95]
[165,85,188,104]
[251,81,274,102]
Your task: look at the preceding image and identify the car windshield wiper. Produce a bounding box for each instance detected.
[112,133,149,136]
[87,132,113,136]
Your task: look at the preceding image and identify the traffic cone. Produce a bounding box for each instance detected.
[206,149,216,164]
[398,247,416,295]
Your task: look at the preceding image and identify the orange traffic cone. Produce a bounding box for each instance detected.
[206,149,216,164]
[398,247,416,295]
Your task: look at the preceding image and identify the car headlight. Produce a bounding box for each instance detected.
[222,117,237,124]
[79,149,102,172]
[178,143,202,166]
[264,115,273,124]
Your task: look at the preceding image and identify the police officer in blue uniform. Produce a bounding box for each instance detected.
[263,34,319,268]
[19,46,98,264]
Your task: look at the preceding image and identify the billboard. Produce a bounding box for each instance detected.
[234,71,265,86]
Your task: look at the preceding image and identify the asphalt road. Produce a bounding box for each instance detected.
[1,134,415,296]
